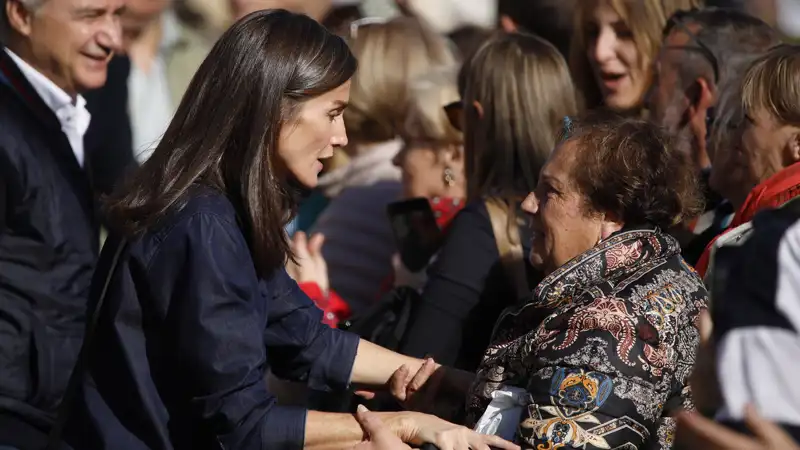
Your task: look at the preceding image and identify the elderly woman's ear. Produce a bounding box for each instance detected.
[598,215,624,241]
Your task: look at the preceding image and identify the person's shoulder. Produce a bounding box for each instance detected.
[151,186,240,241]
[452,199,491,225]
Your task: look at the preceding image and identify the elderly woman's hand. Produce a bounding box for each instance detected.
[388,358,475,414]
[285,232,330,293]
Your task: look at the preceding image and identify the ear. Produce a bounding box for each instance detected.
[598,212,624,240]
[687,77,714,126]
[442,144,463,164]
[787,130,800,164]
[500,15,518,33]
[472,100,484,120]
[6,0,35,38]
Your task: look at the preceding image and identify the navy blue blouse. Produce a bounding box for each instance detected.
[63,189,360,450]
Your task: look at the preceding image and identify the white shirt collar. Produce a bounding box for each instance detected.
[4,48,90,135]
[4,48,91,167]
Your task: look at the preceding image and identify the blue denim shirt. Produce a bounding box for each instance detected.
[63,188,360,450]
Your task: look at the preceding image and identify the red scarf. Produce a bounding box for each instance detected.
[696,162,800,276]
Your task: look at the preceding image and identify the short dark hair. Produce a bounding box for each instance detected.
[561,112,704,229]
[664,8,781,91]
[106,9,357,277]
[496,0,575,59]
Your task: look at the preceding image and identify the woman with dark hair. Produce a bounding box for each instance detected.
[60,10,518,450]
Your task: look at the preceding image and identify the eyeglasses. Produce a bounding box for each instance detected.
[349,17,389,39]
[663,10,720,83]
[443,100,464,133]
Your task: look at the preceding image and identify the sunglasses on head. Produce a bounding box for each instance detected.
[663,11,720,84]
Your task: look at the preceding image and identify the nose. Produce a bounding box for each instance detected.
[521,191,538,215]
[592,28,617,65]
[96,15,124,55]
[331,119,349,148]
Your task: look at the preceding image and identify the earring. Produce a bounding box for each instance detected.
[443,167,456,187]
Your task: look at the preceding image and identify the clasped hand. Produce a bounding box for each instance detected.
[356,358,512,450]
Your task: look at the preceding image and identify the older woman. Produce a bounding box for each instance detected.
[394,113,708,450]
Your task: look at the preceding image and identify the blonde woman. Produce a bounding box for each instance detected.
[397,32,579,372]
[310,16,458,314]
[570,0,701,113]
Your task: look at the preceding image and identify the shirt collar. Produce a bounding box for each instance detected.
[4,48,90,134]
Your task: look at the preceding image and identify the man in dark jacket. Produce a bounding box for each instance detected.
[0,0,123,447]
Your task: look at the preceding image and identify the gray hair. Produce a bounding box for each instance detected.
[668,7,781,95]
[1,0,46,43]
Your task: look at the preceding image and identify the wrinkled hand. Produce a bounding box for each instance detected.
[386,358,475,416]
[690,309,722,415]
[354,405,412,450]
[388,358,443,411]
[676,405,800,449]
[285,232,329,293]
[394,412,520,450]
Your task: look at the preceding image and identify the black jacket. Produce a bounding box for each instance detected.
[0,50,131,448]
[63,189,359,450]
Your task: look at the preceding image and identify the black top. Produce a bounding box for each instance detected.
[398,200,539,371]
[63,189,360,450]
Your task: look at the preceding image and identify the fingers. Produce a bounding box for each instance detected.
[744,404,799,448]
[355,390,377,400]
[291,231,310,259]
[355,405,384,436]
[389,365,411,401]
[676,410,760,450]
[480,433,520,450]
[698,309,713,342]
[408,358,437,396]
[308,233,326,255]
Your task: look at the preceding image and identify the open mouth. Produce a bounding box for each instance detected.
[599,72,627,89]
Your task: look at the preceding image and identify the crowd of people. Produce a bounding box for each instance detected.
[1,0,800,449]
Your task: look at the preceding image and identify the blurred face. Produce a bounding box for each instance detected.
[710,108,800,207]
[522,139,612,275]
[10,0,124,94]
[277,81,351,188]
[392,142,465,199]
[740,108,800,188]
[121,0,171,44]
[585,0,647,111]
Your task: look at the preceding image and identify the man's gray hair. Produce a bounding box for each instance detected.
[1,0,46,43]
[667,8,782,94]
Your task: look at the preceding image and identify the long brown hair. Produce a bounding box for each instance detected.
[462,32,578,204]
[106,9,357,277]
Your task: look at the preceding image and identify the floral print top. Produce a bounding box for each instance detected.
[465,227,708,449]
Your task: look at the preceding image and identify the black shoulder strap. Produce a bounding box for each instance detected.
[46,238,127,449]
